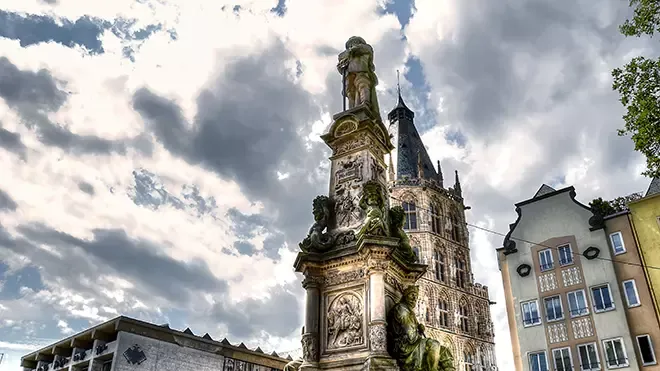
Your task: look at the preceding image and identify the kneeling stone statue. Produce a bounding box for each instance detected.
[387,285,455,371]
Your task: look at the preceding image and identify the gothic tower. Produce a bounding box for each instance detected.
[387,89,498,370]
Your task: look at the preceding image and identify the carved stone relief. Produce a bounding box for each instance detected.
[369,324,387,352]
[334,156,363,188]
[325,269,366,286]
[327,292,364,349]
[335,134,373,157]
[335,120,358,137]
[301,334,318,362]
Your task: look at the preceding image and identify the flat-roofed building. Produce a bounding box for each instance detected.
[20,316,291,371]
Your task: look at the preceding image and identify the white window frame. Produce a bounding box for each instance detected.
[577,342,601,371]
[558,243,574,266]
[552,347,573,371]
[636,334,657,366]
[608,231,626,255]
[528,351,549,371]
[544,295,564,322]
[567,289,589,317]
[602,337,629,368]
[521,300,542,327]
[622,279,641,308]
[591,284,616,313]
[539,249,554,272]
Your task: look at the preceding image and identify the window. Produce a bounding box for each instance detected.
[402,201,417,230]
[459,303,470,333]
[451,212,461,242]
[567,290,589,317]
[100,361,112,371]
[539,249,554,271]
[577,343,600,371]
[430,202,442,234]
[637,335,657,366]
[438,300,449,328]
[609,232,626,255]
[434,250,446,283]
[603,337,629,368]
[412,247,420,262]
[558,244,573,266]
[455,258,466,288]
[622,279,640,308]
[529,351,549,371]
[521,300,541,327]
[552,347,573,371]
[464,351,474,371]
[591,284,615,312]
[544,295,564,322]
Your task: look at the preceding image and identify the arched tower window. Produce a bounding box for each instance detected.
[464,349,475,371]
[430,202,442,233]
[455,257,466,289]
[450,211,461,242]
[438,299,449,328]
[402,201,417,230]
[434,250,446,283]
[459,301,470,333]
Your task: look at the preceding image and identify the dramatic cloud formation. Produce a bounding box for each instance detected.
[0,0,654,370]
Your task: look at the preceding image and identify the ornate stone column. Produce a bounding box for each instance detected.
[367,258,389,355]
[301,275,322,367]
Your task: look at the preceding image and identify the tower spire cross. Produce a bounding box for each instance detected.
[396,69,401,97]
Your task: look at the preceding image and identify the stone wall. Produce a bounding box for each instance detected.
[112,332,281,371]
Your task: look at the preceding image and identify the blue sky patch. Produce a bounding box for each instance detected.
[379,0,415,28]
[0,263,45,300]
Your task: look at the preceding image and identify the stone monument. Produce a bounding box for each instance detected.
[288,37,455,371]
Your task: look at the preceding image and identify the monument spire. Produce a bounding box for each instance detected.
[291,36,454,371]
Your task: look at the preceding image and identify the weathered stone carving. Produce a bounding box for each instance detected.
[335,156,363,188]
[325,269,366,286]
[337,36,381,120]
[283,358,303,371]
[389,206,418,263]
[335,230,356,245]
[387,286,455,371]
[300,195,334,252]
[358,181,388,238]
[369,324,387,352]
[302,333,318,362]
[335,187,362,229]
[327,293,364,349]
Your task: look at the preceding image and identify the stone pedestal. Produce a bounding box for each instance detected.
[294,235,427,371]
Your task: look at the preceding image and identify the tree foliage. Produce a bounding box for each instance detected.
[589,192,644,217]
[613,0,660,179]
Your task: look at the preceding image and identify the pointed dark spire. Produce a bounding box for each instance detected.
[646,177,660,197]
[454,170,462,197]
[436,160,444,187]
[387,70,414,122]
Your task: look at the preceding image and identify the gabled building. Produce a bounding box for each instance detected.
[498,185,641,371]
[628,177,660,321]
[387,90,497,370]
[20,316,291,371]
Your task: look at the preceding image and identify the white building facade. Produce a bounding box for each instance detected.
[498,185,640,371]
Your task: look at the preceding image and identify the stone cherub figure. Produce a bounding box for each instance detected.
[389,206,418,263]
[299,195,334,252]
[337,36,381,119]
[357,181,388,237]
[387,285,455,371]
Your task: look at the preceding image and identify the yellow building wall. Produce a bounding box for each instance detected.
[629,193,660,319]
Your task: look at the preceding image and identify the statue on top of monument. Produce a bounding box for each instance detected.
[387,285,455,371]
[337,36,382,121]
[389,206,418,264]
[357,181,389,238]
[299,195,334,253]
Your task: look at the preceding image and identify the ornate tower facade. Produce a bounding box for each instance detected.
[387,92,498,370]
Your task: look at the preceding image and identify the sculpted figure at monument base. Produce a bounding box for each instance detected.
[387,286,455,371]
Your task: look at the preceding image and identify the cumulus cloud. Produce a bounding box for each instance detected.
[0,0,655,370]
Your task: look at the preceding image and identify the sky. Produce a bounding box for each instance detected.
[0,0,655,370]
